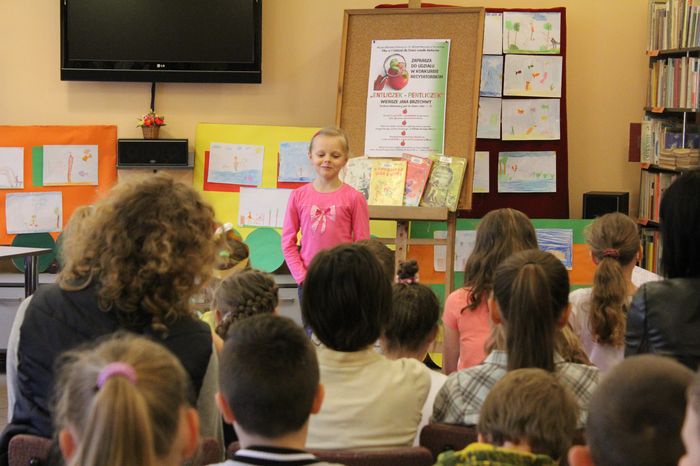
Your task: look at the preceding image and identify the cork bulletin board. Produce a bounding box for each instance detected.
[335,7,484,211]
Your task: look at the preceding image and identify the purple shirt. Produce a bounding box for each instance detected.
[282,183,370,284]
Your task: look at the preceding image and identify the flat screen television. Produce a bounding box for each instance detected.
[61,0,262,83]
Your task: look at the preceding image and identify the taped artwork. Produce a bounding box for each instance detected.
[477,97,502,140]
[502,11,561,54]
[497,151,556,192]
[43,145,98,185]
[208,142,264,186]
[0,147,24,189]
[238,187,292,228]
[503,55,562,97]
[501,99,560,140]
[6,192,63,234]
[278,141,314,182]
[537,228,573,269]
[480,55,503,97]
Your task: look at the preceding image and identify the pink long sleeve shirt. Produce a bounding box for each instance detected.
[282,183,370,284]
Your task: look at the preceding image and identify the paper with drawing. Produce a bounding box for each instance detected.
[208,142,264,186]
[498,151,556,192]
[43,145,98,186]
[0,147,24,189]
[6,192,63,234]
[501,99,560,140]
[238,188,292,228]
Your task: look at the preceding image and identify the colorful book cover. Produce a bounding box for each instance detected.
[368,159,407,206]
[420,155,467,211]
[340,157,373,200]
[401,153,432,207]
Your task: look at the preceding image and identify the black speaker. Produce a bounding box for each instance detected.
[583,191,629,219]
[117,139,189,167]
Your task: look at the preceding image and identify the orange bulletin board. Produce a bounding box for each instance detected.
[0,125,118,244]
[336,7,484,210]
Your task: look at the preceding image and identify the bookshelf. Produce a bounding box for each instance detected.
[639,0,700,274]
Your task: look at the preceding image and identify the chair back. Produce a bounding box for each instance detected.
[8,434,52,466]
[419,423,478,460]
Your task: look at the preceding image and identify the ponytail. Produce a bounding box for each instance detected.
[586,213,639,347]
[493,250,569,372]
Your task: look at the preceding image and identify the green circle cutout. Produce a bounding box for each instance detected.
[11,233,57,273]
[244,228,284,273]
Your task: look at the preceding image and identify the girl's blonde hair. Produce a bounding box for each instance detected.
[308,126,349,155]
[54,334,193,466]
[587,213,640,347]
[214,268,279,339]
[462,208,538,312]
[58,175,217,333]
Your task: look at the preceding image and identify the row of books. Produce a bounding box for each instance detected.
[640,227,663,275]
[639,170,680,222]
[640,116,700,165]
[648,0,700,50]
[341,154,466,211]
[647,56,700,109]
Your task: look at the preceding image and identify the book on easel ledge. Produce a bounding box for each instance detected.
[368,159,407,206]
[401,153,433,207]
[341,156,372,200]
[420,155,467,212]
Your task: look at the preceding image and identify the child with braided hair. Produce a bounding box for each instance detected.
[212,268,279,351]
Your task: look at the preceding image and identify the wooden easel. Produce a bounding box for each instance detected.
[336,5,484,295]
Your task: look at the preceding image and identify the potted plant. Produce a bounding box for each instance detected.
[137,110,166,139]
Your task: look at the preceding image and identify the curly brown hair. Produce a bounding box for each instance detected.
[58,175,217,331]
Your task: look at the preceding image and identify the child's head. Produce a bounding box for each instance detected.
[54,334,199,466]
[463,208,538,311]
[586,212,640,347]
[302,243,391,352]
[382,260,440,358]
[660,169,700,278]
[478,368,578,461]
[570,355,692,466]
[682,370,700,466]
[212,223,250,280]
[217,314,322,443]
[355,238,396,283]
[213,268,279,339]
[58,175,217,332]
[308,127,349,182]
[492,249,569,372]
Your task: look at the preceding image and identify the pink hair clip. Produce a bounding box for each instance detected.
[602,248,621,258]
[97,362,137,389]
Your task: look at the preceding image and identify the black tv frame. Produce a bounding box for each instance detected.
[60,0,262,84]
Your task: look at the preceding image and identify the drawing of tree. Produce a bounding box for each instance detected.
[505,20,513,46]
[513,22,521,47]
[544,23,552,42]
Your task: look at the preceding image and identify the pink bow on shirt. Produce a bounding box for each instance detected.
[310,205,336,234]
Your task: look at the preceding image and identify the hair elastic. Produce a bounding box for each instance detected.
[397,276,419,284]
[602,248,621,258]
[97,362,137,389]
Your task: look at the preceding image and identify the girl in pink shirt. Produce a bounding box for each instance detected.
[282,127,370,285]
[442,208,538,374]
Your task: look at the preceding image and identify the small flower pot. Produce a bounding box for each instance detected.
[142,126,160,140]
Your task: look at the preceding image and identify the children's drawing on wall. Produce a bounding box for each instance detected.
[341,157,373,200]
[0,147,24,189]
[43,145,98,186]
[501,98,560,140]
[503,55,563,97]
[497,151,556,193]
[208,142,264,186]
[483,12,503,54]
[472,151,490,193]
[536,228,573,269]
[476,97,502,139]
[480,55,504,97]
[238,187,292,228]
[278,141,315,183]
[433,230,477,272]
[5,191,63,234]
[502,11,561,54]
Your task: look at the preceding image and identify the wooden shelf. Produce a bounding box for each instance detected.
[368,205,449,221]
[646,46,700,56]
[638,218,660,227]
[641,163,685,173]
[645,107,700,113]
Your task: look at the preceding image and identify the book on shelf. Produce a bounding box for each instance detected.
[641,115,699,165]
[401,153,433,207]
[341,156,372,200]
[367,159,407,206]
[639,170,680,222]
[420,155,467,212]
[640,227,663,274]
[648,0,700,50]
[647,56,699,109]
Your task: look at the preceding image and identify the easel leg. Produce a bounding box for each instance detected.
[395,220,409,276]
[445,212,457,295]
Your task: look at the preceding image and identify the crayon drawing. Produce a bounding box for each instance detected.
[208,142,264,186]
[238,188,292,228]
[278,141,315,183]
[477,97,502,139]
[483,12,503,54]
[503,55,563,97]
[497,151,556,193]
[480,55,503,97]
[433,230,477,272]
[6,191,63,234]
[473,151,490,193]
[537,228,573,269]
[43,145,98,186]
[501,98,560,140]
[502,11,561,54]
[0,147,24,189]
